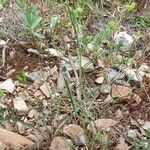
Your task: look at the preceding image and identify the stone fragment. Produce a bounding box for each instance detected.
[49,136,70,150]
[40,83,51,98]
[0,79,15,93]
[13,97,28,115]
[0,128,34,147]
[63,124,86,146]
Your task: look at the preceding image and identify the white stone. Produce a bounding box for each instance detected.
[107,68,125,81]
[123,68,143,81]
[0,39,6,47]
[114,31,133,51]
[13,97,28,115]
[0,79,15,93]
[87,43,94,51]
[127,130,137,139]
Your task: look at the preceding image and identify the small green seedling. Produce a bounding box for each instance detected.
[16,1,44,38]
[0,89,4,99]
[16,71,27,83]
[124,2,136,12]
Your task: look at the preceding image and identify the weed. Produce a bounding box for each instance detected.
[0,0,7,9]
[16,0,44,39]
[133,128,150,150]
[16,70,27,83]
[131,15,150,28]
[124,2,136,12]
[0,89,4,99]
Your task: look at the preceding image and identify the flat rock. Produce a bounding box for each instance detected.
[0,79,15,93]
[95,76,104,84]
[26,67,51,82]
[13,97,28,115]
[63,124,84,139]
[45,48,63,57]
[63,124,85,145]
[17,122,26,134]
[107,68,125,81]
[0,127,34,148]
[40,83,51,98]
[28,109,39,119]
[111,84,132,98]
[115,141,130,150]
[49,136,70,150]
[89,118,117,132]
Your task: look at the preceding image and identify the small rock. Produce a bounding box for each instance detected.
[6,69,16,77]
[28,109,39,119]
[140,127,146,136]
[63,36,71,43]
[27,48,40,55]
[111,84,132,98]
[0,79,15,93]
[49,136,70,150]
[13,97,28,115]
[104,94,113,103]
[115,109,123,119]
[115,141,130,150]
[74,134,86,146]
[0,39,6,47]
[63,124,85,145]
[127,130,137,139]
[114,31,133,51]
[0,127,34,147]
[130,118,139,127]
[95,76,104,84]
[100,84,111,94]
[97,59,104,68]
[63,124,84,139]
[34,90,42,98]
[137,119,145,125]
[123,68,143,81]
[26,67,51,82]
[17,122,26,134]
[107,68,125,81]
[142,121,150,130]
[88,119,117,132]
[57,66,71,91]
[87,43,94,51]
[40,83,51,98]
[74,56,94,70]
[45,48,63,57]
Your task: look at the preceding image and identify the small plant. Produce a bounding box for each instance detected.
[0,0,7,9]
[131,15,150,28]
[16,70,27,83]
[124,2,136,12]
[16,0,44,38]
[133,128,150,150]
[0,89,4,99]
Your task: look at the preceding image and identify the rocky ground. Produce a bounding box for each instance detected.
[0,0,150,150]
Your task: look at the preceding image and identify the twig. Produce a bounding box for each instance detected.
[0,39,9,68]
[67,51,81,101]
